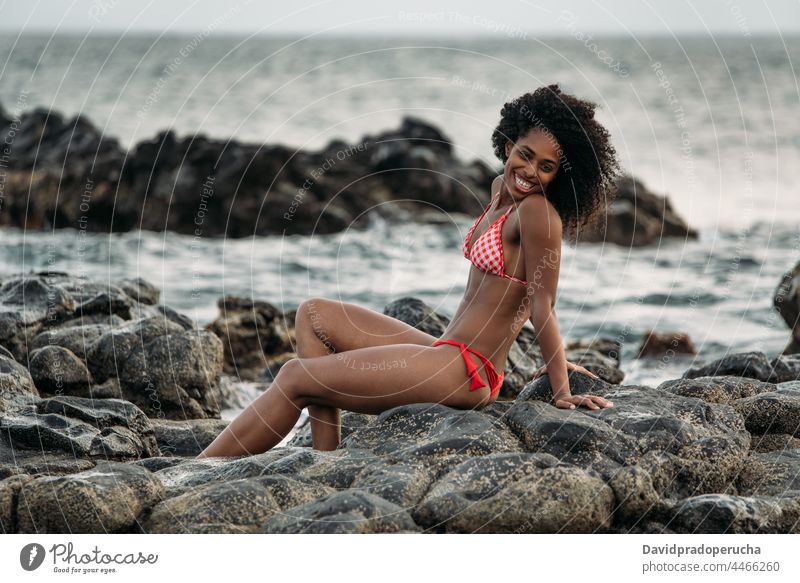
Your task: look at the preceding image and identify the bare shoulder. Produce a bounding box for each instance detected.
[491,174,503,195]
[517,194,562,240]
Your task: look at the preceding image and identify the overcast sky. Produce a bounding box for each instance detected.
[0,0,798,36]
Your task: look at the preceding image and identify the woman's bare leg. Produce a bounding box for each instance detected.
[292,298,437,451]
[294,302,340,451]
[196,342,491,458]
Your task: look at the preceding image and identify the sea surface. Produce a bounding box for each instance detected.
[1,32,798,425]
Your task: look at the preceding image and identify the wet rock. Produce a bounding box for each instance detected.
[349,455,462,508]
[260,490,420,533]
[412,453,613,533]
[29,345,93,392]
[0,106,495,238]
[149,418,231,457]
[142,474,332,534]
[383,296,450,338]
[607,465,666,526]
[681,351,774,381]
[117,277,160,306]
[0,352,39,415]
[769,354,800,382]
[580,176,698,247]
[737,449,800,496]
[0,474,33,533]
[205,295,293,381]
[750,433,800,453]
[658,375,776,405]
[732,389,800,436]
[16,462,164,533]
[286,411,376,448]
[670,494,783,534]
[339,403,523,459]
[516,382,750,498]
[564,345,625,384]
[774,259,800,355]
[118,329,224,419]
[86,316,186,384]
[637,330,696,358]
[0,275,75,359]
[153,446,320,498]
[578,175,698,247]
[37,395,160,456]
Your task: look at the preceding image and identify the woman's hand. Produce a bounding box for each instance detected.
[532,360,600,380]
[552,392,614,410]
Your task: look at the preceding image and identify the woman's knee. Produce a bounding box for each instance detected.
[272,358,303,399]
[296,298,335,345]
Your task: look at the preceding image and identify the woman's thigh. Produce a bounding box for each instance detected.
[281,343,491,413]
[296,297,438,352]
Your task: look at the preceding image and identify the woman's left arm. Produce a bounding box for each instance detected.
[518,196,613,411]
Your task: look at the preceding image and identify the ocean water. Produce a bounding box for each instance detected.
[1,32,798,414]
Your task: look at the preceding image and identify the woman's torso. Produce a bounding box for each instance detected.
[439,190,531,371]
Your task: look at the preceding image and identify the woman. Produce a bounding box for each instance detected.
[197,84,619,458]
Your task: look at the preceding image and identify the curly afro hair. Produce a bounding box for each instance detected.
[491,84,621,242]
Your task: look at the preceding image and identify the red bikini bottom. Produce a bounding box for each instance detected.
[432,339,504,399]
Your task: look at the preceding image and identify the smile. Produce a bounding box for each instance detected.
[513,172,537,193]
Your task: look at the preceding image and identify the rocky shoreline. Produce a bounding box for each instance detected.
[1,270,800,533]
[0,101,695,245]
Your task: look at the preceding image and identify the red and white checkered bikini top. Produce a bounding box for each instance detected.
[462,191,528,286]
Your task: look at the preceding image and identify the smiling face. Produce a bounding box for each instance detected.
[503,127,562,198]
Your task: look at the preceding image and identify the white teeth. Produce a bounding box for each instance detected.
[515,173,532,190]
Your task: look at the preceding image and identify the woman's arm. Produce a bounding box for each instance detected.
[518,195,613,410]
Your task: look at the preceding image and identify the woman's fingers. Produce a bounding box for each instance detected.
[554,394,614,410]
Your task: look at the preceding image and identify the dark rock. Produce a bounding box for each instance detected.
[412,453,613,533]
[260,490,420,533]
[637,330,696,358]
[29,345,93,392]
[681,351,774,381]
[149,418,231,457]
[670,494,783,533]
[205,295,293,381]
[0,275,75,354]
[732,390,800,436]
[516,383,749,498]
[30,322,109,361]
[749,433,800,453]
[606,465,666,526]
[286,411,376,448]
[339,403,523,459]
[658,375,776,405]
[86,316,186,384]
[738,449,800,496]
[142,474,332,534]
[769,354,800,382]
[383,296,450,338]
[16,462,164,533]
[566,336,625,368]
[577,175,698,247]
[37,395,159,457]
[117,277,160,305]
[0,106,495,238]
[0,474,33,533]
[118,329,224,419]
[504,400,639,466]
[774,259,800,355]
[0,352,39,415]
